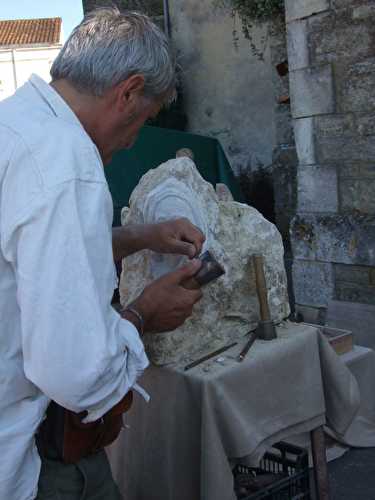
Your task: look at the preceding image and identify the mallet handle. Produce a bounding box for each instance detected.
[253,255,271,322]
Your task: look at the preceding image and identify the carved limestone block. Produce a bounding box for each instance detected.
[120,158,290,365]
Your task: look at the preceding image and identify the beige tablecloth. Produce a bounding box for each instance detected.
[107,323,359,500]
[288,345,375,463]
[330,345,375,447]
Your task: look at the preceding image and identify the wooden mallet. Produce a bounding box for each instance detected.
[253,254,277,341]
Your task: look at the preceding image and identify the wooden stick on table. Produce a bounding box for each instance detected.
[253,254,271,322]
[238,255,271,362]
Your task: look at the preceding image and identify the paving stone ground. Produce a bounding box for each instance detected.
[310,448,375,499]
[328,448,375,500]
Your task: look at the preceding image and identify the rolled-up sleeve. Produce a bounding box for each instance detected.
[2,162,148,421]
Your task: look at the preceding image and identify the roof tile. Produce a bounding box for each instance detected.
[0,18,62,47]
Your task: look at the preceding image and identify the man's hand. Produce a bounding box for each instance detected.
[146,218,205,258]
[124,260,203,334]
[112,218,205,261]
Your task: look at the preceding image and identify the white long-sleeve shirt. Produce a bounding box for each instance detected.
[0,74,149,500]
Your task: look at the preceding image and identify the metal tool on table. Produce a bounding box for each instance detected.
[238,254,277,362]
[237,330,258,362]
[184,342,238,371]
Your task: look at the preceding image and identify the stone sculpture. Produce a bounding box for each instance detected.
[119,157,290,365]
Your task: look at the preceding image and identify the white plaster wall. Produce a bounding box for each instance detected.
[0,46,61,100]
[170,1,277,174]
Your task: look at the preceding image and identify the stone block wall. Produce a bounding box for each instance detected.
[286,0,375,322]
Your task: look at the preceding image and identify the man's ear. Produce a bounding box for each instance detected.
[116,74,146,112]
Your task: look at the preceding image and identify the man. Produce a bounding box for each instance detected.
[0,8,204,500]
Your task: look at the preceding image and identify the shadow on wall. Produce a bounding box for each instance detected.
[238,168,276,224]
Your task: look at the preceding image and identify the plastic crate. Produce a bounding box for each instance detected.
[233,442,310,500]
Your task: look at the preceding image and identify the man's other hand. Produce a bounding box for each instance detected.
[112,218,205,261]
[147,218,205,258]
[130,260,203,334]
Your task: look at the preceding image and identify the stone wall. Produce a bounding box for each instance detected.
[169,1,278,174]
[286,0,375,322]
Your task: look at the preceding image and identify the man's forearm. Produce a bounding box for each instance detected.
[112,225,149,262]
[112,218,205,262]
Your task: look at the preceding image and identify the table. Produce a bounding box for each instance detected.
[290,345,375,454]
[328,345,375,447]
[107,323,359,500]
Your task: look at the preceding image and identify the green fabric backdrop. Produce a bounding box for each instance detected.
[105,126,243,226]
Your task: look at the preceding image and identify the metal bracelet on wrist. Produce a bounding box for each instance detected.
[122,306,145,337]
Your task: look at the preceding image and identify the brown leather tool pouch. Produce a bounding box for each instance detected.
[37,391,133,464]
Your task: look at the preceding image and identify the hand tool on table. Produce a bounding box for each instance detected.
[237,330,258,362]
[238,254,277,362]
[184,342,238,371]
[253,254,277,341]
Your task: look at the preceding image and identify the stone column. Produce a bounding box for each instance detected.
[269,18,298,310]
[286,0,375,322]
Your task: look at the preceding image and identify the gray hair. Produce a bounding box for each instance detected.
[51,7,176,99]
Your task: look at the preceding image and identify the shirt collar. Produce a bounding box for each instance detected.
[29,74,84,130]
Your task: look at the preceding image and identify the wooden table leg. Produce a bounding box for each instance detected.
[310,426,330,500]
